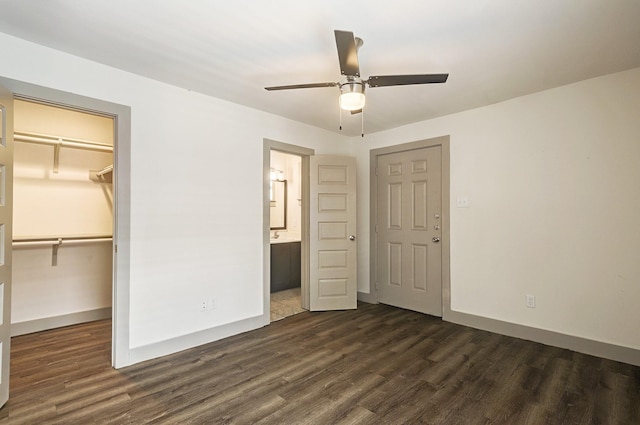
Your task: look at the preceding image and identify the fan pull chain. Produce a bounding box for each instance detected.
[361,109,365,138]
[339,104,342,131]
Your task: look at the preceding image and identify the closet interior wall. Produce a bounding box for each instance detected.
[11,100,114,336]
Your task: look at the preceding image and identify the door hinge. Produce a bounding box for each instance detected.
[375,167,378,176]
[114,244,118,254]
[374,224,378,233]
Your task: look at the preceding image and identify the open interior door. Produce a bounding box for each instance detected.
[309,155,357,311]
[0,83,14,408]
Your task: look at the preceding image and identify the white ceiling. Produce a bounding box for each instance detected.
[1,0,639,136]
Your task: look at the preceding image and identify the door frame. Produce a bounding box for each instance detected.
[263,139,313,321]
[369,136,452,317]
[0,76,131,368]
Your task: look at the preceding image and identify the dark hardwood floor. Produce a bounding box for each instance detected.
[1,303,638,424]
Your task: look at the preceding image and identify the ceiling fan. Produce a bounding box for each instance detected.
[265,30,449,133]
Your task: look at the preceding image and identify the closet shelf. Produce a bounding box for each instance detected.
[14,131,113,174]
[13,235,113,266]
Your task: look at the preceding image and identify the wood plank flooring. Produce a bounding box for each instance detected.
[1,303,638,424]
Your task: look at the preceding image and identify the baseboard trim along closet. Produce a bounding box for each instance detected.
[128,315,266,367]
[11,307,112,337]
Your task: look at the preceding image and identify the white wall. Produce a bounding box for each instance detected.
[12,100,114,326]
[0,33,349,357]
[353,67,640,351]
[12,245,112,324]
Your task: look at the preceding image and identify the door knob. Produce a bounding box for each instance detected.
[349,235,356,241]
[432,237,440,243]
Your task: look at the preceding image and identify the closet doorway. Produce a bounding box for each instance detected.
[0,75,131,368]
[11,100,114,337]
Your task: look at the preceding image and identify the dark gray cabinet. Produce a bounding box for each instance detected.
[270,241,301,293]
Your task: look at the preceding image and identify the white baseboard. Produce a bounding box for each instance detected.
[11,307,112,337]
[444,309,640,367]
[128,315,266,367]
[357,294,639,366]
[357,291,377,304]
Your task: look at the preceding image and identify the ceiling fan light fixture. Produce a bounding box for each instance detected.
[339,81,366,111]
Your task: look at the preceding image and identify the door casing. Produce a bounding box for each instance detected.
[370,136,452,317]
[0,80,15,408]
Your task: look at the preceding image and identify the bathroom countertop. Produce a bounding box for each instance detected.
[270,237,301,244]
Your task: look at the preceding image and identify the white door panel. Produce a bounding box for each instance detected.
[0,83,14,407]
[309,155,357,311]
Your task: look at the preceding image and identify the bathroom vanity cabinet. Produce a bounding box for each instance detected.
[270,241,301,293]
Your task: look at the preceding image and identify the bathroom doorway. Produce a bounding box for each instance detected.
[269,150,304,321]
[263,140,313,323]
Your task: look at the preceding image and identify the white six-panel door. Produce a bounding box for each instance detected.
[309,155,357,311]
[376,146,442,316]
[0,83,14,408]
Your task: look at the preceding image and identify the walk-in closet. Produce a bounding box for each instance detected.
[11,100,114,336]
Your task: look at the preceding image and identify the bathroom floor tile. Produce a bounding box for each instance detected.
[270,288,304,322]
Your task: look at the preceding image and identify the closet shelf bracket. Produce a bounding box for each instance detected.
[51,238,61,266]
[89,164,113,183]
[53,140,61,174]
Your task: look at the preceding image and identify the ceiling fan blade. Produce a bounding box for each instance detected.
[265,82,338,91]
[367,74,449,87]
[334,30,360,77]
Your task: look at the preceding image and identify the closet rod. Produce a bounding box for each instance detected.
[12,236,112,266]
[14,131,113,153]
[12,236,113,248]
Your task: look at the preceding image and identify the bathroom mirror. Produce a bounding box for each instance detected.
[270,180,287,230]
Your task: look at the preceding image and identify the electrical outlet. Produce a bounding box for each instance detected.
[526,294,536,308]
[456,196,470,208]
[200,298,216,312]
